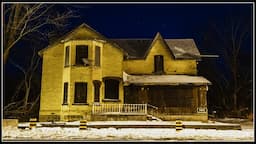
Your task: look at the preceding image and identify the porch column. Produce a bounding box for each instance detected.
[197,85,208,113]
[199,85,208,107]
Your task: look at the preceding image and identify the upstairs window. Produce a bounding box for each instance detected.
[74,82,87,103]
[76,45,88,65]
[65,46,70,66]
[95,46,101,67]
[154,55,164,74]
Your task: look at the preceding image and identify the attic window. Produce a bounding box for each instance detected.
[76,45,88,65]
[154,55,164,74]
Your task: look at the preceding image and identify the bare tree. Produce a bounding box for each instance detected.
[3,4,78,64]
[199,13,252,113]
[4,47,40,116]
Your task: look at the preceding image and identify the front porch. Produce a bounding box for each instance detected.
[91,103,158,121]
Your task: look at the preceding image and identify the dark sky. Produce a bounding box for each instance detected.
[67,4,252,39]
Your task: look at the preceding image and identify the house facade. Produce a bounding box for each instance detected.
[38,23,211,122]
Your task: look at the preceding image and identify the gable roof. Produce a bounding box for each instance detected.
[110,39,152,58]
[111,33,201,60]
[38,23,109,56]
[38,23,201,60]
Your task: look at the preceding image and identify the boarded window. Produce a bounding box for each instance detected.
[95,46,101,66]
[74,82,87,103]
[105,79,119,99]
[65,46,70,66]
[76,45,88,65]
[154,55,164,74]
[93,80,101,102]
[63,82,68,104]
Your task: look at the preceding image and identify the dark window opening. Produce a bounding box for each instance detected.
[63,82,68,104]
[154,55,164,74]
[65,46,70,66]
[76,45,88,65]
[74,82,87,103]
[95,46,101,67]
[104,79,119,99]
[93,80,101,102]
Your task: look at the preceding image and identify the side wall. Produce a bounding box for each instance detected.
[39,44,64,121]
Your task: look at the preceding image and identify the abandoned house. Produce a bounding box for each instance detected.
[38,23,211,122]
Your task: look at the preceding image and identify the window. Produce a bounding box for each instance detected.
[104,79,119,99]
[93,80,101,102]
[95,46,101,66]
[76,45,88,65]
[63,82,68,104]
[154,55,164,74]
[74,82,87,103]
[64,46,70,66]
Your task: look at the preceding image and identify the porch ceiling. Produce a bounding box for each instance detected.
[123,72,211,86]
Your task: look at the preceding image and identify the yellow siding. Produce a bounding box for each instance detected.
[102,43,123,77]
[123,37,197,75]
[39,43,64,118]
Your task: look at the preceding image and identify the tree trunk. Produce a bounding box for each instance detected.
[3,50,10,64]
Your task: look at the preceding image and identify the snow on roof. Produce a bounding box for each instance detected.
[123,72,211,86]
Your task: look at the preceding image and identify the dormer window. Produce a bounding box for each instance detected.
[76,45,88,65]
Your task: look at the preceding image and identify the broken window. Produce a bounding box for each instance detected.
[104,79,119,99]
[65,46,70,66]
[95,46,101,67]
[74,82,87,103]
[76,45,88,65]
[63,82,68,104]
[154,55,164,74]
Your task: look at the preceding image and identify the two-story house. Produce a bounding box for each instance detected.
[38,23,211,122]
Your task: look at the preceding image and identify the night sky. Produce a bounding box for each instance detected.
[66,4,252,39]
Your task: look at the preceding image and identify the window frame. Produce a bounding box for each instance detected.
[74,82,88,104]
[63,82,68,105]
[154,55,164,74]
[104,79,120,100]
[95,46,101,67]
[75,45,89,66]
[64,46,70,67]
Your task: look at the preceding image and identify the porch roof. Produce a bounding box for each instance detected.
[123,72,211,86]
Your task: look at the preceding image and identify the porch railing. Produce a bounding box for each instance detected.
[92,104,147,115]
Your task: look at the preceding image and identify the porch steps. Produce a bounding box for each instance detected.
[147,115,162,121]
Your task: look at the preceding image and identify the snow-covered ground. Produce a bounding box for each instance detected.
[2,120,254,141]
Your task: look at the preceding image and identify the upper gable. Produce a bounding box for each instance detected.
[112,32,201,60]
[61,23,107,42]
[38,23,108,56]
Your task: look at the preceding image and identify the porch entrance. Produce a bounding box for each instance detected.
[124,85,198,114]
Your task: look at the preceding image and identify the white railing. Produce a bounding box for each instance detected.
[92,104,147,115]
